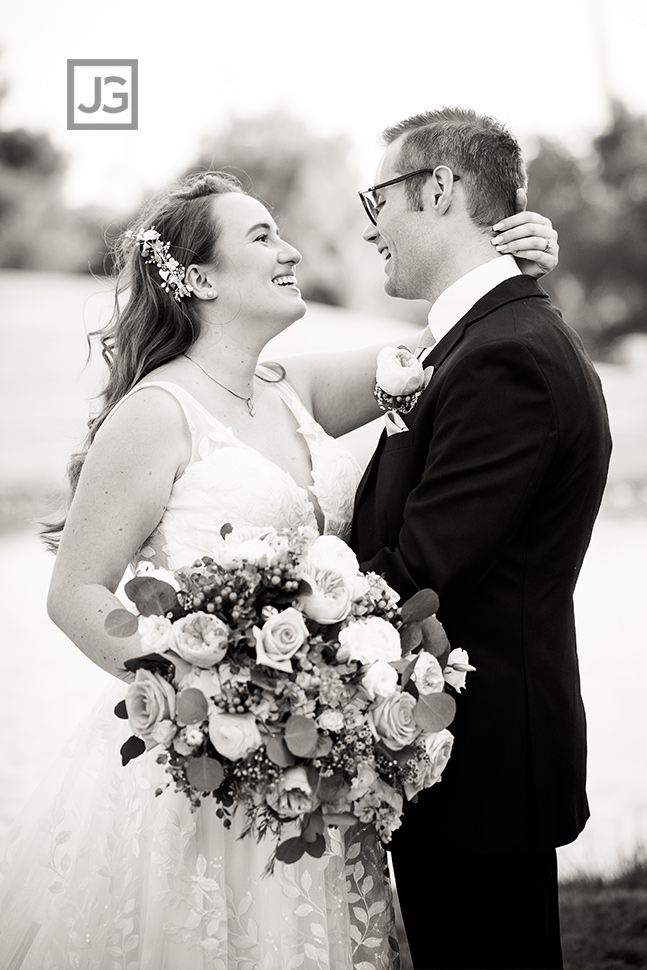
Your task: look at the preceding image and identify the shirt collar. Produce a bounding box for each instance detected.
[426,254,522,346]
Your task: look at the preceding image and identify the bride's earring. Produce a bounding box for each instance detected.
[206,289,214,299]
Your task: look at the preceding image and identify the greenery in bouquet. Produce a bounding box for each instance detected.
[106,524,474,871]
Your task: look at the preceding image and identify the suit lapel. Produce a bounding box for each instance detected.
[421,275,549,370]
[354,276,549,517]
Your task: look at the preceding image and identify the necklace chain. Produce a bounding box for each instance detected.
[183,354,256,416]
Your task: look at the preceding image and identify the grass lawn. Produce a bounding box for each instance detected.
[561,857,647,970]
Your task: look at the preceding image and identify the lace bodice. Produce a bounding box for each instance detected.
[108,373,362,571]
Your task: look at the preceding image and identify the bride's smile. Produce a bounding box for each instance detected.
[201,193,307,333]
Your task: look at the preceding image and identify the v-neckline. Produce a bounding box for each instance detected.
[141,380,326,533]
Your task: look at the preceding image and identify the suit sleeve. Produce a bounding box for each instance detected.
[359,339,558,606]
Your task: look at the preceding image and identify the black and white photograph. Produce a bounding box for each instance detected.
[0,2,645,968]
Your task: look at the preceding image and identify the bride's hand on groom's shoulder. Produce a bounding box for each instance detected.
[490,188,559,279]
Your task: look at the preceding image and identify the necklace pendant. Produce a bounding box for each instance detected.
[247,398,256,417]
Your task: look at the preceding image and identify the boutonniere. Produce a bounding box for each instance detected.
[374,346,430,415]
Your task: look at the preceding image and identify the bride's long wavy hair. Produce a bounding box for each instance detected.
[42,171,246,551]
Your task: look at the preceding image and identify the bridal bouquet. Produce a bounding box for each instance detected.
[106,524,474,870]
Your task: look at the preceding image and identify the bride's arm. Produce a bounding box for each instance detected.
[47,388,190,680]
[281,209,559,437]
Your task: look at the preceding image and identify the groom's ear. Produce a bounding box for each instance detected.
[427,165,457,216]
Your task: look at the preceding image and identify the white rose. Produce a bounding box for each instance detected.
[297,568,352,625]
[125,669,176,743]
[254,607,309,673]
[303,536,369,602]
[168,612,229,668]
[405,729,454,799]
[138,614,173,653]
[361,660,399,700]
[305,535,360,577]
[376,346,424,396]
[316,709,345,732]
[367,691,421,751]
[411,652,445,695]
[443,648,476,693]
[337,617,401,665]
[208,711,262,761]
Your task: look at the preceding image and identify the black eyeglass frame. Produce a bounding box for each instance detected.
[358,168,460,225]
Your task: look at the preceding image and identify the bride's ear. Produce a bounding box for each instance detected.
[186,265,217,300]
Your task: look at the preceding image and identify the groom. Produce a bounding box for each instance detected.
[351,108,612,970]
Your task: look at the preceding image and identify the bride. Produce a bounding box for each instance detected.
[0,171,558,970]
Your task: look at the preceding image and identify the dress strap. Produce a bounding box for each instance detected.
[257,362,316,433]
[102,381,219,465]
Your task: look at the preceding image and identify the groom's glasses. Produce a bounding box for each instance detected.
[358,169,461,225]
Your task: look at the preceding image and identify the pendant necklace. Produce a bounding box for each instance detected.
[183,354,256,416]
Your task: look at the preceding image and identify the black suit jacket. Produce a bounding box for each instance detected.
[351,275,612,852]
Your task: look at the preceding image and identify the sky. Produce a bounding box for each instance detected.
[0,0,645,212]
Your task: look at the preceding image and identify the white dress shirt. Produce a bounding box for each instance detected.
[422,254,522,349]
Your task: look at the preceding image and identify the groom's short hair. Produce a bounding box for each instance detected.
[382,107,527,229]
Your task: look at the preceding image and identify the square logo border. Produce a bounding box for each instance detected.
[67,59,138,130]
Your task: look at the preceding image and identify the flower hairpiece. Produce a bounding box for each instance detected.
[374,346,427,415]
[126,226,193,303]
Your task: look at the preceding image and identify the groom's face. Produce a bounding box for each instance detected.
[362,138,437,302]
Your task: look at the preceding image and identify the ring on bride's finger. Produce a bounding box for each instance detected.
[543,237,552,252]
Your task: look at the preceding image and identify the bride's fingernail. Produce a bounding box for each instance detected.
[495,244,507,252]
[490,237,498,245]
[492,222,504,231]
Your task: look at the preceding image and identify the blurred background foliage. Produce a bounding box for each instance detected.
[1,77,646,359]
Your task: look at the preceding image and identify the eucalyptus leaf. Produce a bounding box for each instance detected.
[265,735,296,768]
[400,654,419,687]
[113,699,128,720]
[284,715,318,758]
[315,733,333,758]
[276,836,307,864]
[120,735,146,766]
[398,622,422,656]
[220,522,233,538]
[104,609,138,638]
[176,688,208,726]
[302,811,324,843]
[400,588,440,624]
[420,615,451,658]
[304,833,326,858]
[123,652,173,674]
[184,755,224,793]
[124,576,178,617]
[413,693,456,732]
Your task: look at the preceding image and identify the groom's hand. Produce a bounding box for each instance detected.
[491,188,559,279]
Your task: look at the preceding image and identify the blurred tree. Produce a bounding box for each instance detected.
[0,69,107,272]
[528,102,647,358]
[188,111,374,307]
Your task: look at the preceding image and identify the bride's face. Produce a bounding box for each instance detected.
[208,193,307,328]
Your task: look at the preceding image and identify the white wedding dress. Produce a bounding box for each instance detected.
[0,375,400,970]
